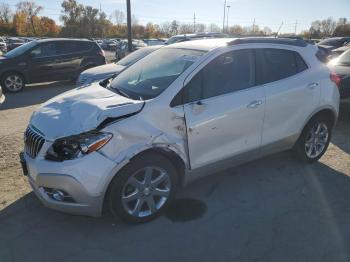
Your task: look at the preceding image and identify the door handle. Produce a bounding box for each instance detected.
[247,100,263,109]
[307,82,319,89]
[190,100,206,115]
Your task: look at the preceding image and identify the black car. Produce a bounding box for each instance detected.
[329,49,350,99]
[0,38,106,92]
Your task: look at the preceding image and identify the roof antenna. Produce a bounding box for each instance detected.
[275,21,283,38]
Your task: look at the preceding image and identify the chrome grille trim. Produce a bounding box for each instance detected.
[24,126,45,158]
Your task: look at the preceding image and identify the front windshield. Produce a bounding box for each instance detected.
[117,47,156,67]
[110,48,205,100]
[3,41,37,58]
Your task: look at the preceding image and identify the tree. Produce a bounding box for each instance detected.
[39,16,60,36]
[228,25,243,35]
[13,12,27,36]
[195,23,206,33]
[60,0,85,37]
[333,23,350,37]
[208,23,221,33]
[0,3,12,23]
[111,9,125,24]
[16,1,43,35]
[170,20,179,35]
[179,23,193,34]
[309,17,336,38]
[160,22,171,36]
[263,26,272,36]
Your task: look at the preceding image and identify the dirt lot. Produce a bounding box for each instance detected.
[0,82,349,262]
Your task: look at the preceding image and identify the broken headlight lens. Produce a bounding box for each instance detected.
[46,131,112,161]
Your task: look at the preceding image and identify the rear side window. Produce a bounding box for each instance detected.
[80,41,93,51]
[183,49,255,103]
[256,49,308,85]
[295,53,308,72]
[57,41,93,55]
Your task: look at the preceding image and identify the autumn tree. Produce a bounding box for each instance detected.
[16,1,43,35]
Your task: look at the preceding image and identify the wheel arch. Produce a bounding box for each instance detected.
[101,146,187,213]
[1,70,27,83]
[297,106,338,143]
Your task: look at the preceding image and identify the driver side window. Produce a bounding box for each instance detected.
[172,49,255,106]
[30,43,58,58]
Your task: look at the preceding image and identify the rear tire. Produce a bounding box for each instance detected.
[294,115,332,163]
[108,153,179,223]
[1,72,25,93]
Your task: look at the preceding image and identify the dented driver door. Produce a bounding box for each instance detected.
[183,49,265,170]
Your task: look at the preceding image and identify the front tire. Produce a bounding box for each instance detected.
[1,72,25,93]
[108,153,178,223]
[294,116,332,162]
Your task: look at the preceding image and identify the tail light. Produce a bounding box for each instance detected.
[97,49,105,57]
[330,72,342,87]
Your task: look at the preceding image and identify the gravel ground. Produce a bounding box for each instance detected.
[0,82,349,262]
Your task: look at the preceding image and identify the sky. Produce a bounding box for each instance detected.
[3,0,350,34]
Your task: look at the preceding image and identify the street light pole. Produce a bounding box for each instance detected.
[222,0,226,32]
[226,5,230,33]
[126,0,132,52]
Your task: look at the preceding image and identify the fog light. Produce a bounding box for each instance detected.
[43,187,75,203]
[52,190,65,201]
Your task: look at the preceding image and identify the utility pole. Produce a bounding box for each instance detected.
[294,20,298,35]
[222,0,226,32]
[226,5,230,33]
[252,18,255,35]
[193,13,196,33]
[275,21,283,37]
[126,0,132,52]
[100,3,103,38]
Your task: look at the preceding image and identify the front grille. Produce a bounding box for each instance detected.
[24,127,45,158]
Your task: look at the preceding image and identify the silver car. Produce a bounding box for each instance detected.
[76,45,161,86]
[23,38,339,223]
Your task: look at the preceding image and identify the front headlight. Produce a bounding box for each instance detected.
[46,131,112,161]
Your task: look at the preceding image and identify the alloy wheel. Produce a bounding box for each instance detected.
[4,74,23,92]
[305,122,329,159]
[121,166,171,218]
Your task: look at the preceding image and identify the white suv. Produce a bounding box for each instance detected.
[22,38,340,223]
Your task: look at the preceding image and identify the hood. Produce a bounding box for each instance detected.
[81,63,126,80]
[30,83,144,140]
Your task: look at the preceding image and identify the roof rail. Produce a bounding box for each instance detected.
[228,37,308,47]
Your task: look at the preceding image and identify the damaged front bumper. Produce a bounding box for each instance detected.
[22,151,120,217]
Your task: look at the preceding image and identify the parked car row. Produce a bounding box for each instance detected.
[317,37,350,59]
[77,45,161,86]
